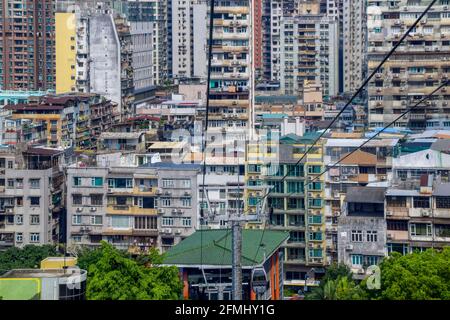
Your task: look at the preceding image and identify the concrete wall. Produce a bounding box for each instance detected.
[89,14,121,111]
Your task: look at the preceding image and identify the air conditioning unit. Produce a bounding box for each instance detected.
[386,211,392,216]
[175,229,182,234]
[107,188,112,193]
[156,188,162,195]
[76,207,83,212]
[157,208,164,214]
[308,243,314,248]
[357,268,365,275]
[387,234,393,240]
[90,207,97,212]
[345,244,353,251]
[184,191,190,196]
[172,209,177,214]
[6,208,13,214]
[177,209,183,215]
[163,228,172,234]
[421,209,431,217]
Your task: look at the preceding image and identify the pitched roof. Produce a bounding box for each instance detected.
[163,229,289,267]
[339,150,377,166]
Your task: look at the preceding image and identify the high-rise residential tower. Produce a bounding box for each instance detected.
[0,0,55,91]
[367,0,450,130]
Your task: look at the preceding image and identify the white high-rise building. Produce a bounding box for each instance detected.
[343,0,367,93]
[171,0,208,80]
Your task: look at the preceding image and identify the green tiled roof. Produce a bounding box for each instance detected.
[163,229,289,267]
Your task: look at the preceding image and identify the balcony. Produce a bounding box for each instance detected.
[106,205,157,216]
[133,186,157,195]
[386,230,408,242]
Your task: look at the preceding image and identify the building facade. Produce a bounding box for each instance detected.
[0,0,55,91]
[367,0,450,130]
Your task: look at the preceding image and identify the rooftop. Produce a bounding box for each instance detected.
[339,150,377,166]
[99,132,144,140]
[148,141,186,149]
[163,229,289,267]
[346,187,386,204]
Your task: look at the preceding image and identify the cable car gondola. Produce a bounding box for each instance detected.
[251,267,268,297]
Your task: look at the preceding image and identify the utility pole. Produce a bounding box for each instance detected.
[231,220,243,300]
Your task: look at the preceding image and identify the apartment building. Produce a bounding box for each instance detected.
[245,132,327,288]
[367,0,450,130]
[343,0,367,94]
[208,0,253,129]
[323,137,398,263]
[0,0,55,91]
[279,8,339,97]
[337,187,387,278]
[0,146,65,249]
[66,159,200,254]
[171,0,207,80]
[4,93,115,150]
[386,180,450,255]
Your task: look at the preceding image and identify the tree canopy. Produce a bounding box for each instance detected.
[306,263,366,300]
[375,247,450,300]
[0,245,60,273]
[83,242,183,300]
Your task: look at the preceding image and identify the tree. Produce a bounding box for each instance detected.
[374,248,450,300]
[0,245,60,272]
[306,264,366,300]
[86,242,183,300]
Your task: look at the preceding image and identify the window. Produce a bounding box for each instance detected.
[72,215,82,225]
[90,194,103,206]
[7,161,13,169]
[351,230,363,242]
[413,197,430,208]
[387,220,408,231]
[17,197,23,207]
[162,217,174,226]
[7,179,14,188]
[16,215,23,225]
[367,231,378,242]
[351,254,363,266]
[91,177,103,187]
[30,197,40,206]
[309,232,323,241]
[181,197,191,207]
[16,178,23,189]
[16,233,23,243]
[436,196,450,209]
[134,216,157,230]
[308,215,322,224]
[72,236,82,243]
[162,179,174,188]
[182,217,192,227]
[30,233,40,243]
[30,215,40,225]
[90,216,103,225]
[309,248,322,258]
[410,223,432,236]
[111,216,130,228]
[180,179,191,188]
[72,194,82,205]
[308,165,321,174]
[161,198,171,207]
[29,179,40,189]
[366,256,379,266]
[73,177,82,186]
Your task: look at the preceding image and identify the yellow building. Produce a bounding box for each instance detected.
[245,132,326,288]
[56,13,77,94]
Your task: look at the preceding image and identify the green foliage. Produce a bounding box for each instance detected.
[0,245,60,272]
[375,248,450,300]
[306,264,365,300]
[85,242,183,300]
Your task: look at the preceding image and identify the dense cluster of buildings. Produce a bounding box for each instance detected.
[1,0,450,300]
